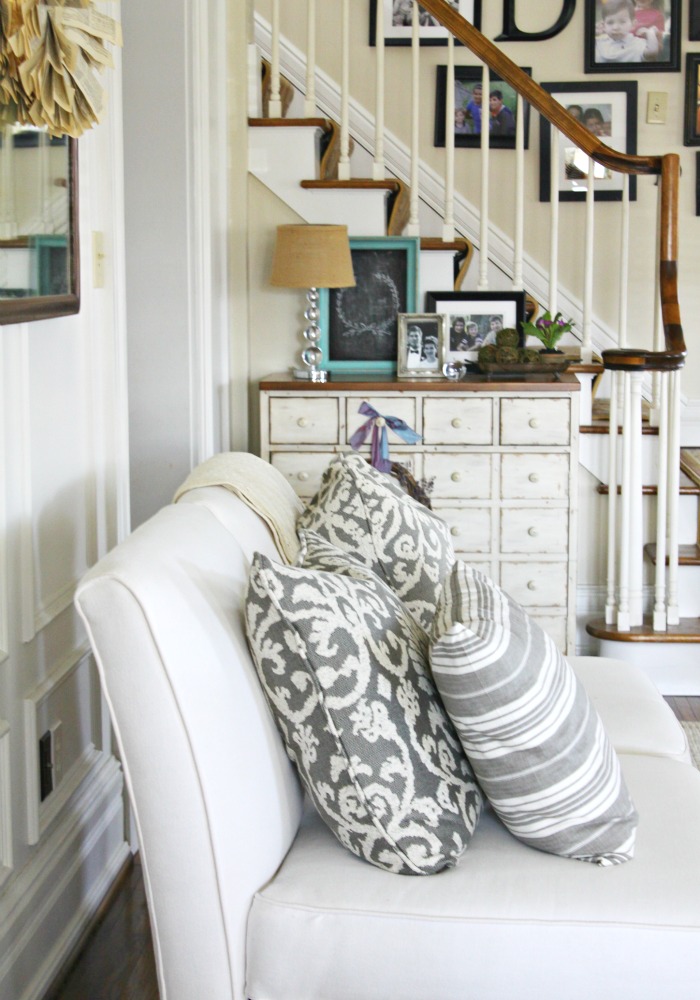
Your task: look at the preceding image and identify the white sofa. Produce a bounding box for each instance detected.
[75,468,700,1000]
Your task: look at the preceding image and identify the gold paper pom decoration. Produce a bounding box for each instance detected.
[0,0,122,137]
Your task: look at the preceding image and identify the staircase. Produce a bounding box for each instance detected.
[248,0,698,690]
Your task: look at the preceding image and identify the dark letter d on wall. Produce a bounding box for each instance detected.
[495,0,576,41]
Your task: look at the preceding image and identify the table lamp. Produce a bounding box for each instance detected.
[270,224,356,382]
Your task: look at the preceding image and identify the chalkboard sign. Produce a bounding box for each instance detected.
[320,237,419,374]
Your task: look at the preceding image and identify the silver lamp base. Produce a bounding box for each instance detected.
[291,366,330,383]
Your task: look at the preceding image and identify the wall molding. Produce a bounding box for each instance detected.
[0,753,126,1000]
[23,646,92,845]
[0,723,12,886]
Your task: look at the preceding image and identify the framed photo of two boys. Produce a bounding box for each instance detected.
[584,0,680,73]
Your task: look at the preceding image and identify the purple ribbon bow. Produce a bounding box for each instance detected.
[348,401,421,473]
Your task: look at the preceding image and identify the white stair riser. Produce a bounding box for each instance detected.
[579,432,660,485]
[674,566,700,617]
[249,126,387,235]
[596,638,700,696]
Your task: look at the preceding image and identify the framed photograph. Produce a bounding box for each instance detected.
[397,313,446,378]
[434,66,532,150]
[696,153,700,215]
[585,0,680,74]
[539,81,638,201]
[369,0,481,46]
[691,0,700,40]
[685,54,700,145]
[319,237,419,375]
[425,290,526,367]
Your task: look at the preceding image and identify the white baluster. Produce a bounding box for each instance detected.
[477,63,489,290]
[619,173,629,349]
[513,93,524,290]
[650,179,663,423]
[653,371,669,631]
[338,0,351,180]
[628,371,644,626]
[373,0,385,180]
[269,0,282,117]
[617,373,632,632]
[304,0,317,117]
[582,156,594,363]
[442,35,455,241]
[605,371,619,624]
[666,368,681,625]
[549,126,559,315]
[407,0,420,235]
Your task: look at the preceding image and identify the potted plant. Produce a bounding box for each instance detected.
[521,310,574,354]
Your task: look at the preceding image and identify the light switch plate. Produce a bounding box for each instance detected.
[647,91,668,124]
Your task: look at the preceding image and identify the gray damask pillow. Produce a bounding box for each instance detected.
[245,552,482,875]
[430,562,638,866]
[297,453,454,630]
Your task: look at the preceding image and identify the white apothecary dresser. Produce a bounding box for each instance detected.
[259,374,580,653]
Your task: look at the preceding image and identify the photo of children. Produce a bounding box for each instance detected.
[373,0,479,45]
[448,313,504,356]
[590,0,675,68]
[435,67,532,149]
[392,0,459,26]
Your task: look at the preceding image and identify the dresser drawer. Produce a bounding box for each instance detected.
[433,505,492,553]
[500,398,570,446]
[269,397,339,445]
[500,508,568,553]
[424,453,494,499]
[501,453,569,500]
[345,397,417,443]
[423,397,493,445]
[500,561,568,608]
[530,614,568,651]
[270,451,332,498]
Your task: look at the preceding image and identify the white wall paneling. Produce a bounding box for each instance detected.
[23,647,96,846]
[0,336,7,664]
[0,723,12,886]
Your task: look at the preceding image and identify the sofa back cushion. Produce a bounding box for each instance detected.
[430,562,638,866]
[297,453,454,630]
[245,552,482,875]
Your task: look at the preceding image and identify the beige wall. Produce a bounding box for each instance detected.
[250,0,700,399]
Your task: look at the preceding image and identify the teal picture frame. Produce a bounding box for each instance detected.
[319,236,419,375]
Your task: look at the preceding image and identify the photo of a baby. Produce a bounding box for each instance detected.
[586,0,679,71]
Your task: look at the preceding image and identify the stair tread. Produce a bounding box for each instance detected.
[644,543,700,565]
[596,473,700,496]
[300,178,403,190]
[249,116,333,129]
[587,616,700,642]
[680,448,700,487]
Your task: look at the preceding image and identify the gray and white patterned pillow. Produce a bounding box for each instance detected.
[245,552,482,875]
[297,453,454,631]
[430,562,638,866]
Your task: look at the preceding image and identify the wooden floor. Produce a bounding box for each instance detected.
[46,698,700,1000]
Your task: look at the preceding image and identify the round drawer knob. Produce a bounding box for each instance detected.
[528,526,538,537]
[528,472,540,483]
[451,417,462,429]
[451,471,462,482]
[450,526,461,537]
[527,580,537,591]
[529,417,539,429]
[297,417,310,428]
[298,471,309,482]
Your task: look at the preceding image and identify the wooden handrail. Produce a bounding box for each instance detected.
[418,0,686,372]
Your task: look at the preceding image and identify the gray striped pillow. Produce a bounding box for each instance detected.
[430,562,638,866]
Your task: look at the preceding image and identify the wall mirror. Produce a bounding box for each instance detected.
[0,124,79,325]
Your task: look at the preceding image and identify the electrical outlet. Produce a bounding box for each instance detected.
[39,731,53,802]
[50,721,63,786]
[647,91,668,124]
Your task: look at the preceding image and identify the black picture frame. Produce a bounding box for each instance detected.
[425,290,525,366]
[684,54,700,145]
[319,236,420,375]
[539,81,638,202]
[434,66,532,150]
[584,0,680,74]
[369,0,481,46]
[691,0,700,40]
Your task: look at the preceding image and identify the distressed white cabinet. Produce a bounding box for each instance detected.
[260,374,580,653]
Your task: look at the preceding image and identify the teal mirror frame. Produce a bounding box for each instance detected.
[319,236,419,375]
[0,136,80,325]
